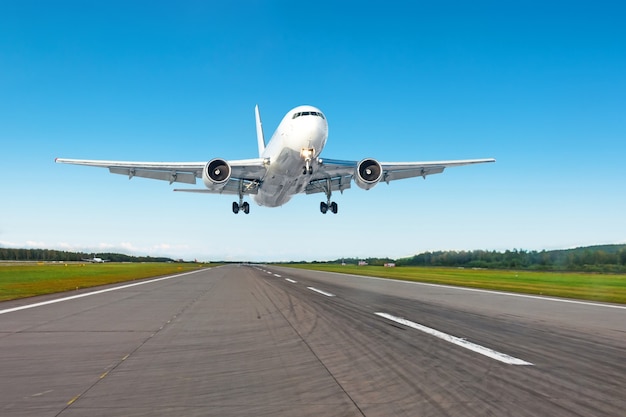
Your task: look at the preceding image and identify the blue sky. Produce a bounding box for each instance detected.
[1,1,625,262]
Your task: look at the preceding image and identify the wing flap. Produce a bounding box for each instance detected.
[305,175,352,195]
[56,158,206,171]
[380,158,494,181]
[320,158,494,180]
[175,178,260,195]
[381,165,445,182]
[56,157,269,186]
[109,167,197,184]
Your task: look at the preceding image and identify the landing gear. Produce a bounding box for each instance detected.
[301,148,315,175]
[303,159,313,175]
[233,182,250,214]
[320,201,338,214]
[320,178,338,214]
[232,201,250,214]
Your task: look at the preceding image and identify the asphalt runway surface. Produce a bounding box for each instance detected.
[1,265,624,416]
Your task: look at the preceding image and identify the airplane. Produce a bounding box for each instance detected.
[81,256,109,263]
[56,105,495,214]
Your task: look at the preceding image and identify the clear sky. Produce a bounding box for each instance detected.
[1,1,625,262]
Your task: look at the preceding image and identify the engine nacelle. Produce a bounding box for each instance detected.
[354,158,383,190]
[202,158,231,190]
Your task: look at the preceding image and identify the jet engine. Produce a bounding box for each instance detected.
[202,158,231,190]
[354,158,383,190]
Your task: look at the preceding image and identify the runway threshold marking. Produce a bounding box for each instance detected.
[307,287,335,297]
[375,312,533,366]
[0,269,207,315]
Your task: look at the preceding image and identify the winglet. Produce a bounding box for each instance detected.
[255,105,265,157]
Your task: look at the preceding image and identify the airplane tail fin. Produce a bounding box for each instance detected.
[255,105,265,157]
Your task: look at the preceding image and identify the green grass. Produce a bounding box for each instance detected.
[4,262,625,305]
[0,262,213,301]
[283,264,626,304]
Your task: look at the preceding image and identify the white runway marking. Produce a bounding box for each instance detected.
[0,269,207,315]
[273,274,282,277]
[375,312,533,366]
[285,278,297,283]
[307,287,335,297]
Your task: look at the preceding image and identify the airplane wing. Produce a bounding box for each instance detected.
[55,158,268,195]
[305,157,496,195]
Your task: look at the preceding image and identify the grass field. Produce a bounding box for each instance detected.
[0,262,211,301]
[3,262,625,305]
[284,264,626,304]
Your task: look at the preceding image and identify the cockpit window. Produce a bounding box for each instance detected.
[292,111,325,120]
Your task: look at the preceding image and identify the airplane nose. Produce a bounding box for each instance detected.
[297,116,326,136]
[290,117,327,153]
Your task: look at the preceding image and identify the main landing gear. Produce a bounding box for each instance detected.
[320,201,338,214]
[232,201,249,214]
[320,178,338,214]
[233,182,250,214]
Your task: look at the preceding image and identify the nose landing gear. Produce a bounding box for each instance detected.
[303,158,313,175]
[301,148,315,175]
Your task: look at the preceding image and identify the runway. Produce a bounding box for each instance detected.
[1,265,624,416]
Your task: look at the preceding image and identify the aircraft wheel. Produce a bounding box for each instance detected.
[232,202,240,214]
[320,202,328,214]
[242,202,250,214]
[330,202,338,214]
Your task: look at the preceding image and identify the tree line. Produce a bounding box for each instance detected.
[0,248,175,263]
[5,244,626,272]
[330,245,626,273]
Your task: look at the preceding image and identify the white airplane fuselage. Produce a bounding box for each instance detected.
[55,104,495,215]
[83,257,106,263]
[254,105,328,207]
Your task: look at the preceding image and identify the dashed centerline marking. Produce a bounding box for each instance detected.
[307,287,335,297]
[285,278,297,283]
[31,390,53,397]
[375,312,533,366]
[67,395,80,405]
[273,274,282,277]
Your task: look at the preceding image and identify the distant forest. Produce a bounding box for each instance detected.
[0,248,175,263]
[4,245,626,273]
[328,244,626,273]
